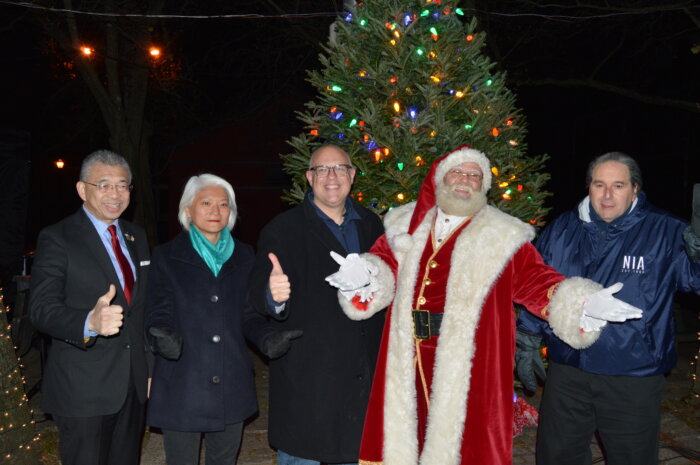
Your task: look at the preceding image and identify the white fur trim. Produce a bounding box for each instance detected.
[434,148,492,194]
[338,254,395,320]
[384,203,416,251]
[547,277,603,349]
[381,205,534,465]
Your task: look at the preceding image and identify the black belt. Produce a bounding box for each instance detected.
[412,310,443,340]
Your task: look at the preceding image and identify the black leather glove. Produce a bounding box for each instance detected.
[262,329,303,359]
[149,327,183,360]
[514,329,546,393]
[692,184,700,236]
[683,184,700,263]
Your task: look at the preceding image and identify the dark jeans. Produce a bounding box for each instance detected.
[536,362,665,465]
[163,422,243,465]
[277,450,357,465]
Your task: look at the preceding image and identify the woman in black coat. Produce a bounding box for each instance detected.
[146,174,300,465]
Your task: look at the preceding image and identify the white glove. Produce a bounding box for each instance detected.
[580,282,643,331]
[325,252,376,291]
[338,279,379,303]
[580,314,607,332]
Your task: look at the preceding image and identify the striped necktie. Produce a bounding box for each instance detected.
[108,225,134,304]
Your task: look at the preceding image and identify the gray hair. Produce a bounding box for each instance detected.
[586,152,643,190]
[80,150,132,183]
[308,144,353,169]
[178,173,237,231]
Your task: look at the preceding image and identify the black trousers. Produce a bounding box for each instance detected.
[536,362,665,465]
[162,422,244,465]
[53,381,146,465]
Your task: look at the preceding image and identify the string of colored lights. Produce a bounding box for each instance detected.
[312,5,533,211]
[0,0,697,21]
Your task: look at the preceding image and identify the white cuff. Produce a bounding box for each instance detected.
[338,254,395,320]
[547,277,603,349]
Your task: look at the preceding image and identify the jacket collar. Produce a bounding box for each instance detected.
[577,190,647,231]
[169,231,239,275]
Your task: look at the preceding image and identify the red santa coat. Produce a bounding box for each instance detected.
[338,156,603,465]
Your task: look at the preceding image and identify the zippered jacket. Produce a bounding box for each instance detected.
[518,191,700,376]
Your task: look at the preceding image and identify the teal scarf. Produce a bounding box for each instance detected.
[189,227,234,277]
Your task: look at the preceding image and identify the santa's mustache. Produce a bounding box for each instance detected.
[449,183,475,194]
[435,183,487,217]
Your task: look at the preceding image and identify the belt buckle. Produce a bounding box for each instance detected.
[412,309,430,340]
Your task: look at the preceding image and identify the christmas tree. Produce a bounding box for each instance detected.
[282,0,550,224]
[0,289,40,464]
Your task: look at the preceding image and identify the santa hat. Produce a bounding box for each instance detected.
[434,145,492,193]
[408,145,492,235]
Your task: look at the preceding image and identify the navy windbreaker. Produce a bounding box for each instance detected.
[517,191,700,376]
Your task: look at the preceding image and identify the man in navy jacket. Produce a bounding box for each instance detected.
[517,152,700,465]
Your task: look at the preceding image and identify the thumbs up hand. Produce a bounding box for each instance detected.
[268,253,291,303]
[88,285,124,336]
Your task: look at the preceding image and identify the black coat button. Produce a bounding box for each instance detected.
[211,376,221,384]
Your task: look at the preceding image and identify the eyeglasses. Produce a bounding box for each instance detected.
[446,169,483,181]
[309,164,354,177]
[83,181,133,193]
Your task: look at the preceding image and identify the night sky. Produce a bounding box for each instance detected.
[1,1,698,252]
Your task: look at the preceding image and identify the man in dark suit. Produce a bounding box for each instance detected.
[30,150,150,465]
[250,145,385,465]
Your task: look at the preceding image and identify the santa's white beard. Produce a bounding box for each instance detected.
[435,183,487,217]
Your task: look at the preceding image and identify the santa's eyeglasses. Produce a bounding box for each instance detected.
[446,169,483,181]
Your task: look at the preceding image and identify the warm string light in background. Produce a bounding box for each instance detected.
[77,44,164,61]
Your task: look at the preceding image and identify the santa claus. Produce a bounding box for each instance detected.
[326,145,642,465]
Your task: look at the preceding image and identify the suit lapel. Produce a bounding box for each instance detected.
[74,210,127,304]
[302,198,346,253]
[354,204,375,250]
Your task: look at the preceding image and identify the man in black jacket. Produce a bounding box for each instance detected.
[30,150,150,465]
[251,144,385,465]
